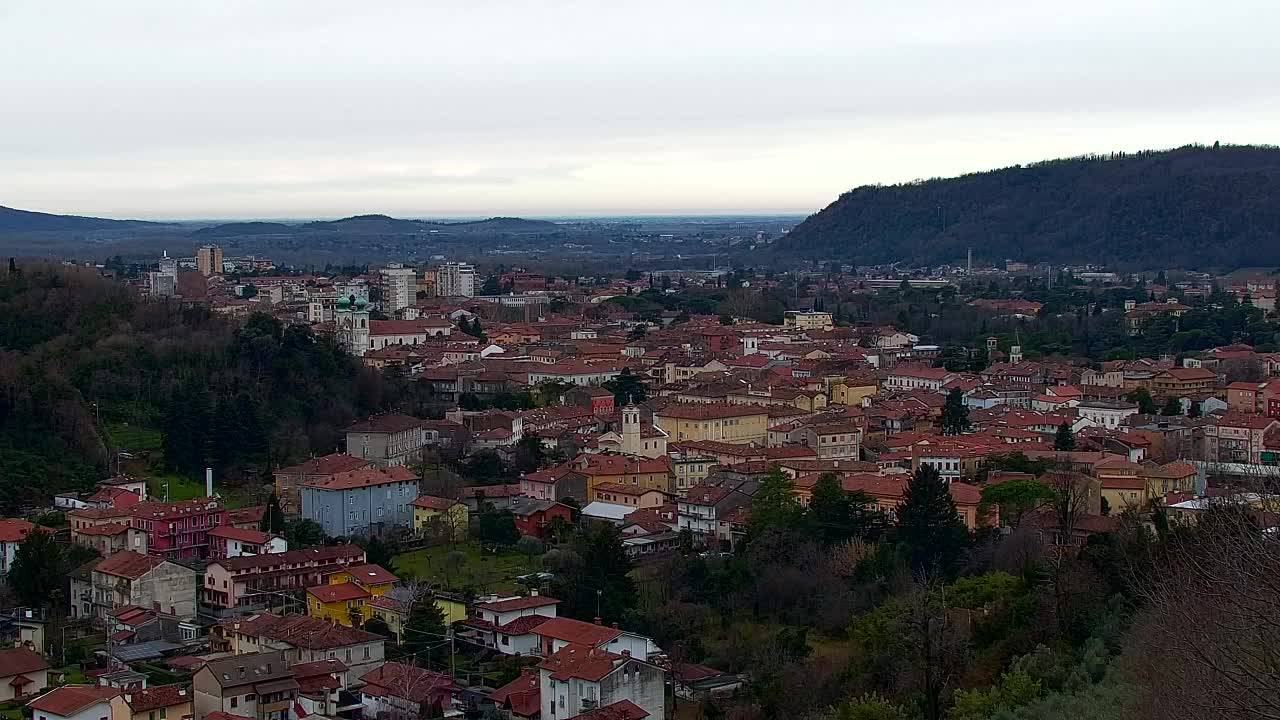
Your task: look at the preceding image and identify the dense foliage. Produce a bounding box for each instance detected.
[0,264,388,506]
[779,145,1280,269]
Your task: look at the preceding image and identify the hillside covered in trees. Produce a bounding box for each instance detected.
[0,263,391,511]
[776,145,1280,270]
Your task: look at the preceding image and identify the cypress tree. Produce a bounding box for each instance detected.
[896,464,969,575]
[1054,421,1077,451]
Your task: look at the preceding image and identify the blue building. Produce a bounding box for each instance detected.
[300,466,421,537]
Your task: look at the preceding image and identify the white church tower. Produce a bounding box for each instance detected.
[335,294,371,356]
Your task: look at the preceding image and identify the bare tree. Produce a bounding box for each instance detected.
[1126,498,1280,720]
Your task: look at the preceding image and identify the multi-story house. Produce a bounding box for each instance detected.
[274,454,371,516]
[537,644,664,720]
[1225,379,1280,417]
[411,495,469,541]
[202,545,366,611]
[573,454,672,498]
[436,262,476,298]
[458,594,561,655]
[783,311,834,331]
[305,563,397,627]
[88,551,199,620]
[27,685,124,720]
[677,485,750,539]
[300,466,420,538]
[193,652,296,720]
[519,464,588,503]
[207,527,287,559]
[1150,367,1218,399]
[359,663,458,720]
[509,498,575,540]
[1205,413,1280,464]
[0,519,37,575]
[793,422,862,460]
[119,684,193,720]
[652,403,769,445]
[214,613,385,678]
[345,415,428,467]
[883,366,953,392]
[1076,401,1139,430]
[68,499,227,561]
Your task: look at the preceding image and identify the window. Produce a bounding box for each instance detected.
[364,647,370,659]
[230,698,238,709]
[346,649,352,662]
[245,695,255,702]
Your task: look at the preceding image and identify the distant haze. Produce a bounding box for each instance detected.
[2,0,1277,219]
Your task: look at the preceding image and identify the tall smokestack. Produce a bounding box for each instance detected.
[206,467,213,498]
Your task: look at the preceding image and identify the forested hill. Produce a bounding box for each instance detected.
[0,263,395,513]
[776,145,1280,269]
[0,205,159,232]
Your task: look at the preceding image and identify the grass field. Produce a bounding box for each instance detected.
[392,542,538,595]
[103,422,262,507]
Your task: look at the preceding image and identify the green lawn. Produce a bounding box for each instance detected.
[104,422,263,508]
[392,542,538,595]
[51,664,89,685]
[104,422,163,453]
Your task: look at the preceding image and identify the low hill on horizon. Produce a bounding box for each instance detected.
[775,144,1280,270]
[0,205,160,233]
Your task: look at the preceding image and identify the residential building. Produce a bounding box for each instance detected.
[793,422,862,460]
[192,651,297,720]
[0,519,38,575]
[202,546,366,611]
[411,496,469,541]
[1150,367,1218,398]
[437,262,476,298]
[589,484,667,509]
[490,669,540,720]
[1225,379,1280,417]
[510,498,575,539]
[300,466,420,537]
[290,659,348,718]
[458,594,561,655]
[883,366,953,392]
[367,318,453,349]
[67,499,227,562]
[196,245,224,276]
[27,685,124,720]
[1075,401,1139,430]
[274,454,371,516]
[345,415,428,467]
[379,264,417,313]
[526,364,623,387]
[0,647,49,701]
[677,485,750,540]
[783,311,834,332]
[88,551,199,621]
[538,644,664,720]
[367,590,466,643]
[306,564,397,627]
[207,527,286,560]
[213,613,385,678]
[360,663,457,719]
[652,403,769,445]
[1206,413,1280,464]
[120,684,193,720]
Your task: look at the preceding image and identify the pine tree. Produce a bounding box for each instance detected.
[940,388,970,435]
[1054,421,1077,451]
[262,492,286,534]
[807,472,880,544]
[896,464,969,575]
[402,594,449,659]
[747,465,803,537]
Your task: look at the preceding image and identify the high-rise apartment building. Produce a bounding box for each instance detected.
[379,263,416,313]
[196,244,224,276]
[437,262,476,298]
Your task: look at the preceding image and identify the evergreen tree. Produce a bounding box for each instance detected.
[940,388,971,435]
[1161,397,1183,416]
[807,472,882,544]
[747,465,803,537]
[9,529,64,608]
[1127,387,1158,415]
[603,368,649,405]
[262,492,286,534]
[402,594,449,659]
[896,465,969,575]
[552,523,636,622]
[211,395,239,471]
[361,535,395,569]
[1054,422,1077,451]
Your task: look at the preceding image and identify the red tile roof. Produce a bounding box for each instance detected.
[277,453,371,476]
[302,465,419,490]
[208,526,275,544]
[497,615,555,635]
[534,617,622,647]
[570,699,650,720]
[411,495,462,511]
[124,684,191,712]
[490,671,540,718]
[215,544,364,572]
[359,662,456,705]
[539,643,624,682]
[655,402,769,420]
[341,563,398,585]
[219,613,381,650]
[0,647,49,678]
[28,685,120,715]
[95,551,166,580]
[345,414,424,434]
[0,519,37,543]
[307,583,370,603]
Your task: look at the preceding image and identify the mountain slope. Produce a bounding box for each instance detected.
[0,206,158,232]
[192,221,296,237]
[776,145,1280,269]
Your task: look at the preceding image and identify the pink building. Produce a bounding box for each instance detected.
[203,545,366,610]
[128,499,228,560]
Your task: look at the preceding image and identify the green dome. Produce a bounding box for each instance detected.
[337,296,351,308]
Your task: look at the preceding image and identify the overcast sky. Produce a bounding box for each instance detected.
[2,1,1277,219]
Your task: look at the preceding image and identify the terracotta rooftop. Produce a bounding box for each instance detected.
[475,595,561,613]
[0,647,49,678]
[95,551,166,580]
[29,686,121,716]
[345,414,424,434]
[341,563,398,585]
[534,617,622,647]
[124,684,191,712]
[302,465,419,490]
[214,544,364,572]
[307,583,370,603]
[539,643,625,682]
[0,518,38,543]
[277,453,371,476]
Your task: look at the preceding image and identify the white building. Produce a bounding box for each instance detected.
[437,262,476,298]
[1075,401,1140,430]
[28,685,119,720]
[379,264,417,313]
[538,644,666,720]
[335,297,372,356]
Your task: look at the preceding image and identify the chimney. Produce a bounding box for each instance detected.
[594,617,602,625]
[125,694,132,704]
[530,588,538,597]
[621,649,631,657]
[611,622,619,629]
[206,467,213,498]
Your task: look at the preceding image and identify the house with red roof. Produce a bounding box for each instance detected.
[26,684,123,720]
[207,526,287,560]
[490,668,540,719]
[0,519,39,575]
[458,593,560,655]
[537,644,663,720]
[273,454,371,516]
[88,551,200,621]
[0,647,49,701]
[359,662,457,719]
[299,465,420,537]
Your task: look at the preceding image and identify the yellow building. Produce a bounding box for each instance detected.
[783,311,834,331]
[828,375,878,406]
[575,453,673,496]
[307,563,397,626]
[653,403,769,445]
[367,592,468,641]
[412,495,469,541]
